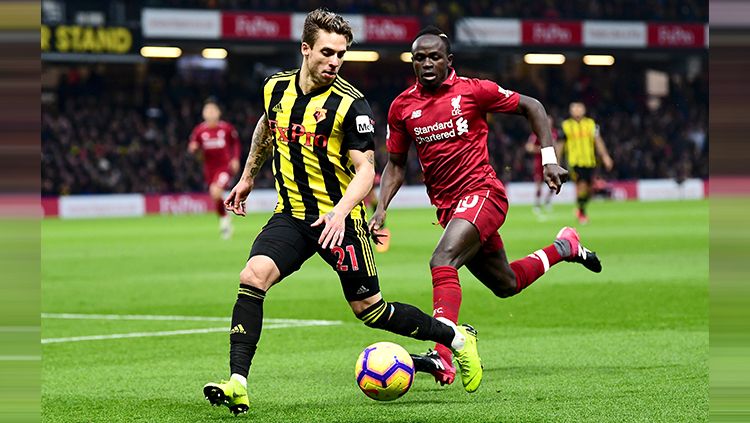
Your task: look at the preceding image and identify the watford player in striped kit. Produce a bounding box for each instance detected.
[202,9,481,415]
[558,101,614,224]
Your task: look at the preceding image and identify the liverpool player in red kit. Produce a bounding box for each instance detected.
[369,27,603,390]
[188,98,241,239]
[525,114,558,215]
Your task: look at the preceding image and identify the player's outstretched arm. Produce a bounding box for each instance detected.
[594,131,614,171]
[312,149,375,249]
[224,114,273,216]
[368,152,406,234]
[516,95,568,194]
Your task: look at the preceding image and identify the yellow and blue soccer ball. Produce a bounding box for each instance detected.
[355,341,415,401]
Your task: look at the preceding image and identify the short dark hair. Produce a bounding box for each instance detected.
[302,8,354,48]
[204,97,220,107]
[414,26,451,55]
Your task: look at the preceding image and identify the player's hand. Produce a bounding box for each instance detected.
[543,164,569,194]
[311,210,346,249]
[367,209,387,245]
[602,155,614,171]
[188,142,199,154]
[224,178,254,217]
[229,158,240,174]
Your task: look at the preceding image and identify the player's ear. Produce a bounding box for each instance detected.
[301,42,311,58]
[447,54,453,67]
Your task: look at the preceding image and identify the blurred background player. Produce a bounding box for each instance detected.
[525,114,558,216]
[188,98,241,239]
[557,102,613,225]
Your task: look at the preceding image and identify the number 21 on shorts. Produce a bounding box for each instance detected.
[331,245,359,272]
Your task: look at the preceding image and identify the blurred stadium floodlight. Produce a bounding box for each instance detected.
[344,51,379,62]
[202,48,228,59]
[583,55,615,66]
[523,53,566,65]
[400,52,412,63]
[140,46,182,58]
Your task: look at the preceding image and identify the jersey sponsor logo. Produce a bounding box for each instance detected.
[413,118,463,144]
[268,119,328,148]
[313,107,328,123]
[356,115,374,134]
[450,95,462,116]
[202,137,227,149]
[411,109,422,119]
[456,116,469,135]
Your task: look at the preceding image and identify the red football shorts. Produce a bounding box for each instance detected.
[533,158,544,183]
[207,168,232,189]
[436,186,509,254]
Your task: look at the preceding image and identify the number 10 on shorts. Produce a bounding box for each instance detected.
[456,195,479,213]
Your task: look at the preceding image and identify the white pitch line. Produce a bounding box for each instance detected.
[41,313,340,326]
[41,315,342,344]
[0,355,41,361]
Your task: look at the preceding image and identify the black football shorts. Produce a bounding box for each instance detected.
[249,213,380,301]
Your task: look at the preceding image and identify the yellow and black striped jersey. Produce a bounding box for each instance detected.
[262,69,375,221]
[561,117,599,168]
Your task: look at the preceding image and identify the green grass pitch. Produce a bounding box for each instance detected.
[42,200,708,422]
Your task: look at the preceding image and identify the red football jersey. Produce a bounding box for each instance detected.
[386,69,520,208]
[189,120,240,175]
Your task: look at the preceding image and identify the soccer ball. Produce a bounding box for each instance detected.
[355,341,415,401]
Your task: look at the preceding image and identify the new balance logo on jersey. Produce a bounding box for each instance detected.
[230,324,246,335]
[411,109,422,119]
[272,103,284,114]
[356,286,369,295]
[456,117,469,135]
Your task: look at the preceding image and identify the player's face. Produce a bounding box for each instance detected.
[570,102,586,119]
[203,103,220,122]
[411,35,453,90]
[302,29,348,87]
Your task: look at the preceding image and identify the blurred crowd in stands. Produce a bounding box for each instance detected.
[147,0,707,24]
[42,59,707,196]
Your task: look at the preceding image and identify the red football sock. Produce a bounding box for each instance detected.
[431,266,461,363]
[216,198,227,217]
[511,244,562,293]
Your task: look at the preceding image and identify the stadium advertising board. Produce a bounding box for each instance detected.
[455,18,521,46]
[647,23,706,48]
[456,18,707,49]
[522,21,582,46]
[41,24,137,54]
[141,8,419,43]
[42,179,706,218]
[583,21,647,47]
[142,8,221,39]
[222,12,292,40]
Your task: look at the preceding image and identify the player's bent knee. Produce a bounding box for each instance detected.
[349,293,382,316]
[239,256,280,291]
